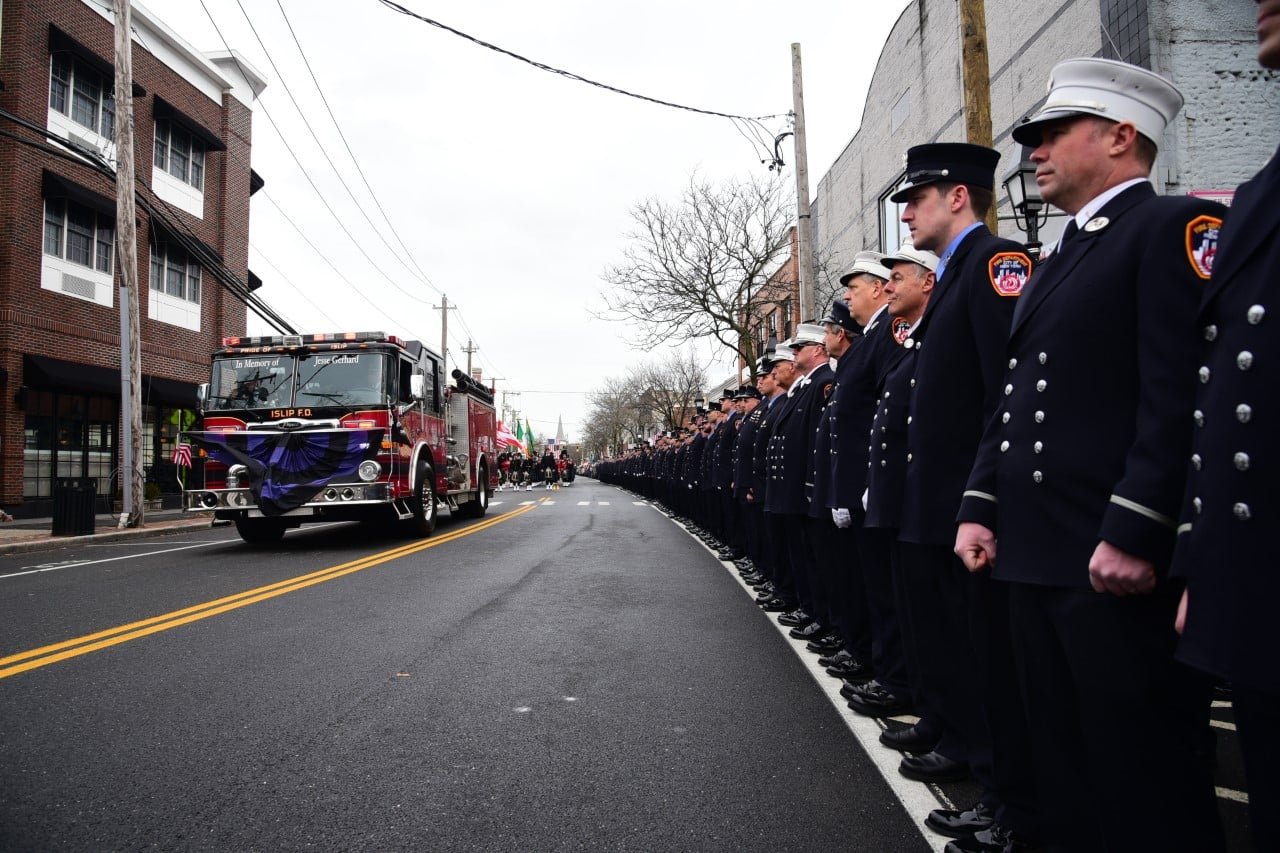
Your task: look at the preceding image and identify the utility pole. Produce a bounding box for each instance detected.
[462,338,478,376]
[791,43,818,323]
[114,0,143,528]
[958,0,999,233]
[432,295,456,372]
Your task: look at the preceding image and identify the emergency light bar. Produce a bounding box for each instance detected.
[220,332,402,348]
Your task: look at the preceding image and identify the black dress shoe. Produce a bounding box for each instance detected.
[846,680,914,718]
[788,621,827,640]
[898,750,970,784]
[776,609,812,628]
[759,597,791,612]
[943,824,1038,853]
[926,802,995,839]
[806,635,843,653]
[826,657,873,682]
[818,649,853,668]
[878,723,939,754]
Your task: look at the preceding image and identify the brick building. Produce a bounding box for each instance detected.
[0,0,266,516]
[811,0,1279,269]
[735,225,800,382]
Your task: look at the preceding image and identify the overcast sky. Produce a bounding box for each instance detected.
[136,0,913,442]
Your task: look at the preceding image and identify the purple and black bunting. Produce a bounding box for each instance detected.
[186,429,384,516]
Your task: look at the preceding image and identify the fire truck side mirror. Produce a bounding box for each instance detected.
[196,382,209,412]
[409,374,426,401]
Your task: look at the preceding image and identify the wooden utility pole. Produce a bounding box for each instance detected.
[114,0,143,527]
[790,43,817,323]
[462,338,477,376]
[432,295,455,371]
[958,0,999,232]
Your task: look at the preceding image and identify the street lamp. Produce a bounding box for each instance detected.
[1002,158,1048,259]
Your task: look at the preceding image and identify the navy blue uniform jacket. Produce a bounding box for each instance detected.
[959,183,1227,587]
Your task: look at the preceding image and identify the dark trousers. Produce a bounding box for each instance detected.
[764,511,797,605]
[1235,685,1280,852]
[856,524,909,693]
[826,519,871,663]
[1009,582,1223,852]
[782,514,815,617]
[896,542,992,785]
[741,498,764,571]
[805,516,840,630]
[720,489,740,555]
[701,488,721,539]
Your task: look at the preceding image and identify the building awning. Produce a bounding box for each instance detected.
[42,169,116,216]
[22,355,198,407]
[153,96,226,152]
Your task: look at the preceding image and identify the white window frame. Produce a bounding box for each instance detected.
[880,173,911,253]
[148,241,203,332]
[47,54,117,161]
[41,197,115,308]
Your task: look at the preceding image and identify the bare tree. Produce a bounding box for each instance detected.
[582,350,709,456]
[630,350,707,434]
[601,174,795,377]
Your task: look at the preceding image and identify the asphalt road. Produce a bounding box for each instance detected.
[0,481,932,852]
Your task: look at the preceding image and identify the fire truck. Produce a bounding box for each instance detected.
[182,331,498,544]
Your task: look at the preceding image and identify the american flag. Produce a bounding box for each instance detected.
[172,442,193,468]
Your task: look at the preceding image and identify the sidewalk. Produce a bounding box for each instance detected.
[0,508,220,557]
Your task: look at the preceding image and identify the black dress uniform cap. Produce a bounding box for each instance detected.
[734,385,763,400]
[890,142,1001,203]
[821,298,861,336]
[1012,57,1183,148]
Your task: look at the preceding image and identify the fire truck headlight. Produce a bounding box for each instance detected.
[200,492,218,509]
[357,460,381,482]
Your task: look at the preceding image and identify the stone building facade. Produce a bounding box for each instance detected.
[812,0,1279,270]
[0,0,266,515]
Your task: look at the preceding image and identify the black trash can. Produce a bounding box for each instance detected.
[52,478,97,536]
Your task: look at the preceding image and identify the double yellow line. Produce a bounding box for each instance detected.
[0,502,540,680]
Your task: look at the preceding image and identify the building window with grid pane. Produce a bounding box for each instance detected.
[1100,0,1151,69]
[43,198,113,274]
[48,54,115,138]
[149,241,202,304]
[153,120,205,191]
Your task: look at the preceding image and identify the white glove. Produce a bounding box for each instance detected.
[832,508,852,528]
[861,488,869,511]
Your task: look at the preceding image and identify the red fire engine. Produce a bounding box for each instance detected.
[182,331,497,544]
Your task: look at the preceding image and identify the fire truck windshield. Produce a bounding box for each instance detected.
[295,351,387,407]
[209,355,296,410]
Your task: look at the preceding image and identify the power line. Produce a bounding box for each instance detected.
[272,0,439,291]
[375,0,787,123]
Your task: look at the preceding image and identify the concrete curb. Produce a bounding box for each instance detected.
[0,517,220,557]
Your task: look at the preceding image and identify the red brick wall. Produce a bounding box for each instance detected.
[738,226,800,377]
[0,0,253,506]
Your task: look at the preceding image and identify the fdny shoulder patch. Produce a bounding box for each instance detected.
[822,382,834,401]
[1185,215,1222,280]
[892,317,912,344]
[988,252,1032,297]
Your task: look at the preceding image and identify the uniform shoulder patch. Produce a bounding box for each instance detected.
[892,317,912,344]
[1185,215,1222,280]
[988,252,1032,297]
[822,382,834,400]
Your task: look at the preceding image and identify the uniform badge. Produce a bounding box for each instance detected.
[1084,216,1109,232]
[987,252,1032,297]
[892,318,911,344]
[1185,215,1222,280]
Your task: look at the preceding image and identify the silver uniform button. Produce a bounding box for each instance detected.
[904,338,915,349]
[1234,452,1250,471]
[1199,366,1211,383]
[907,453,913,462]
[882,443,887,450]
[1004,384,1013,396]
[1033,470,1043,483]
[1036,380,1047,392]
[1237,351,1254,371]
[881,460,887,468]
[1248,305,1265,325]
[1195,409,1205,427]
[1035,411,1045,423]
[1234,502,1252,521]
[1000,441,1010,452]
[884,391,891,399]
[1002,412,1011,424]
[1008,358,1018,369]
[907,416,913,424]
[1193,497,1202,514]
[1034,441,1043,453]
[1203,325,1218,341]
[1038,352,1048,365]
[1237,404,1253,424]
[910,379,916,388]
[1191,453,1202,470]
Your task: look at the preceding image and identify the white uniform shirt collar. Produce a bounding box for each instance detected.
[863,303,889,335]
[1059,177,1150,252]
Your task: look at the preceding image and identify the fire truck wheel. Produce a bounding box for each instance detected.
[234,517,286,545]
[460,465,490,519]
[408,463,437,536]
